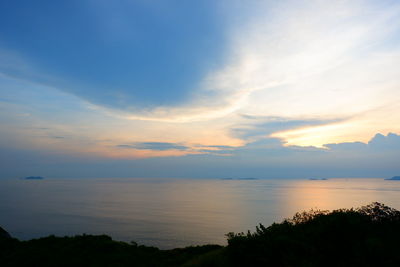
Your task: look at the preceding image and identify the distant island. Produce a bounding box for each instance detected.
[308,178,328,180]
[385,176,400,180]
[23,176,44,180]
[221,177,259,180]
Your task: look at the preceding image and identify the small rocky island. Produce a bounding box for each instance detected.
[221,177,259,180]
[23,176,44,180]
[385,176,400,180]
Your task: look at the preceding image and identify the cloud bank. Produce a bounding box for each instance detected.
[1,132,399,179]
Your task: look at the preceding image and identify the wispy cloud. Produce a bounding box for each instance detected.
[232,115,346,142]
[117,142,189,151]
[77,0,400,136]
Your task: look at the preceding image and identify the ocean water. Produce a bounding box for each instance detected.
[1,178,400,249]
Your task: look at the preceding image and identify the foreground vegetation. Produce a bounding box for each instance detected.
[1,202,400,266]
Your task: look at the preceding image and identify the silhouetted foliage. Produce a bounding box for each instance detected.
[226,202,400,266]
[1,202,400,266]
[0,232,223,267]
[0,227,11,239]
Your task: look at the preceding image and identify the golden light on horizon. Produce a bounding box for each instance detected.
[271,122,359,148]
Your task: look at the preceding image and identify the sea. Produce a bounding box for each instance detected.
[1,178,399,249]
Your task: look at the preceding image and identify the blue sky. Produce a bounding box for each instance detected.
[1,0,400,178]
[0,0,227,108]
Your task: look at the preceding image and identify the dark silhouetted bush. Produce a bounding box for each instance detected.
[226,202,400,266]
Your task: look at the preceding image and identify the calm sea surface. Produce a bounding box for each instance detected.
[1,178,400,249]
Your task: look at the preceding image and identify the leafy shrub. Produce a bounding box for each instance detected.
[226,202,400,266]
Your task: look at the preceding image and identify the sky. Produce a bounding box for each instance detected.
[1,0,400,179]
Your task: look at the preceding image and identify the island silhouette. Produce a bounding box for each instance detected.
[23,176,44,180]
